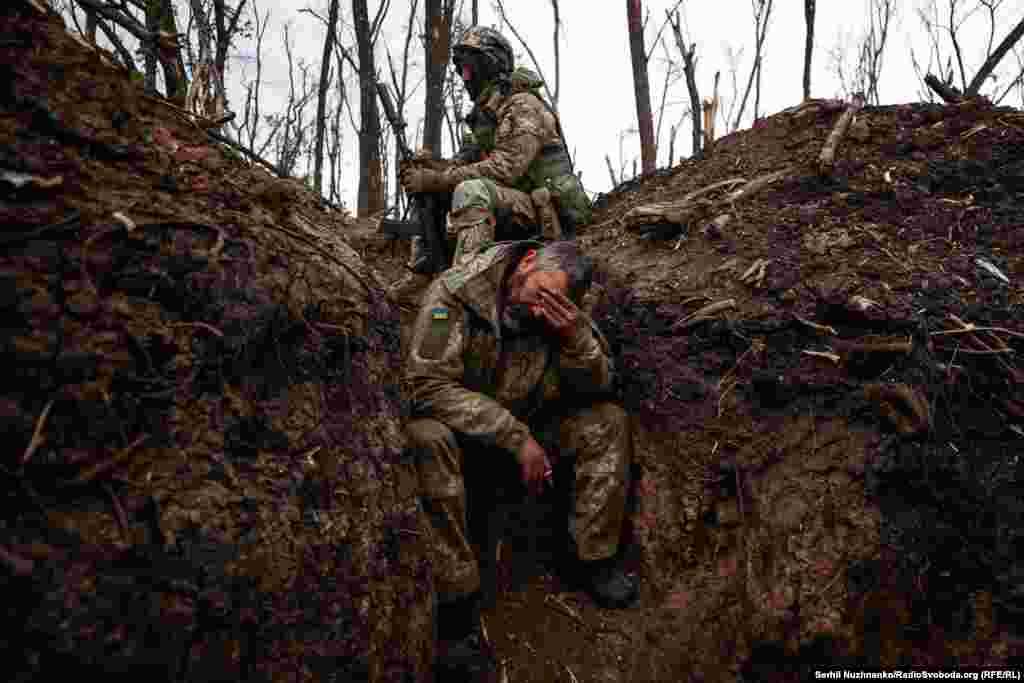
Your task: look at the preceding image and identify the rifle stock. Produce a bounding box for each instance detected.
[376,81,449,274]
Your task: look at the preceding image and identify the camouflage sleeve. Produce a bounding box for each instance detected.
[406,280,532,456]
[557,314,614,396]
[446,93,544,187]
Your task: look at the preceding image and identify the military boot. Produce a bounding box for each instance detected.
[580,557,639,609]
[435,593,497,683]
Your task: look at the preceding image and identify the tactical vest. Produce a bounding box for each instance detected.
[459,68,593,230]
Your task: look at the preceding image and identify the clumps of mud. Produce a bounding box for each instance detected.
[579,94,1024,677]
[0,6,430,682]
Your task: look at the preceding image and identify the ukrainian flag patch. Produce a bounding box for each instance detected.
[422,306,454,360]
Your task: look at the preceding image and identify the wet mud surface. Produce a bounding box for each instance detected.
[374,99,1024,680]
[1,5,430,682]
[3,3,1024,681]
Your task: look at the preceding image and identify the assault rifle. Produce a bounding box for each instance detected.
[375,82,450,275]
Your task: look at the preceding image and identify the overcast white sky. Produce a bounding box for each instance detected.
[76,0,1024,208]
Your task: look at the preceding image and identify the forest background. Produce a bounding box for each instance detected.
[53,0,1024,216]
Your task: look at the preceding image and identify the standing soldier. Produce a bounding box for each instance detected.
[388,26,592,309]
[405,240,637,679]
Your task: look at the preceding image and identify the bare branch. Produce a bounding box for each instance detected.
[994,46,1024,104]
[550,0,560,108]
[605,154,618,187]
[644,0,685,63]
[72,0,155,43]
[732,0,773,132]
[925,72,964,102]
[370,0,392,44]
[967,15,1024,95]
[96,15,138,72]
[493,0,556,108]
[668,9,701,158]
[948,0,968,92]
[803,0,815,99]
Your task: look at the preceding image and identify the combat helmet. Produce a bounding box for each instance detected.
[452,26,514,76]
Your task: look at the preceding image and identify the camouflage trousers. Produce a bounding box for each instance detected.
[448,178,536,265]
[405,401,632,603]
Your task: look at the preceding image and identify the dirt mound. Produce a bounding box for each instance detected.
[0,4,430,682]
[568,98,1023,677]
[358,98,1024,681]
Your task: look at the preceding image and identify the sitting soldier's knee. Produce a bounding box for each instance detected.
[452,178,498,212]
[405,418,456,452]
[405,419,464,499]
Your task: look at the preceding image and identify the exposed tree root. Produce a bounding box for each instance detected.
[671,299,736,332]
[819,97,863,175]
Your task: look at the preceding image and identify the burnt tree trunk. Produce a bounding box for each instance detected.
[682,42,701,158]
[155,0,187,106]
[423,0,453,158]
[85,7,97,43]
[627,0,655,175]
[212,0,248,123]
[313,0,340,196]
[967,16,1024,96]
[144,0,159,93]
[354,0,384,215]
[803,0,815,99]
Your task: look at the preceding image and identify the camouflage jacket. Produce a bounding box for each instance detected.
[449,68,592,227]
[406,241,613,456]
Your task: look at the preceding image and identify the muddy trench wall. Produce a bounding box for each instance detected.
[1,5,433,681]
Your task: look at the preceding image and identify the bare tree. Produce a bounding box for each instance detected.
[382,0,421,209]
[312,0,341,196]
[353,0,390,215]
[71,0,187,99]
[230,0,272,158]
[829,0,895,105]
[667,10,701,158]
[911,0,1024,102]
[185,0,249,124]
[627,0,655,175]
[550,0,561,107]
[424,0,455,158]
[272,22,317,177]
[493,0,560,109]
[995,44,1024,104]
[860,0,896,105]
[803,0,815,99]
[910,0,957,100]
[653,36,683,165]
[967,13,1024,95]
[731,0,773,132]
[722,45,743,133]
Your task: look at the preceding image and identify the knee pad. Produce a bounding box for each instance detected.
[452,178,498,213]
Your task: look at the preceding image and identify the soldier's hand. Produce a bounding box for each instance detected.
[400,166,451,194]
[537,285,583,347]
[516,436,552,496]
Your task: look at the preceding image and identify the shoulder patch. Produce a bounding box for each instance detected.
[421,306,459,360]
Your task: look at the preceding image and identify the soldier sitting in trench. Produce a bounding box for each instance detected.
[404,239,637,678]
[387,26,591,310]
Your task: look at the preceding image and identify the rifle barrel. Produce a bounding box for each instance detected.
[375,81,414,162]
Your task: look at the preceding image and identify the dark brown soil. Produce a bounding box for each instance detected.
[461,97,1024,681]
[4,2,1024,682]
[0,5,431,682]
[359,99,1024,681]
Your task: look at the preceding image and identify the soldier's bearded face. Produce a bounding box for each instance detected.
[503,254,570,335]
